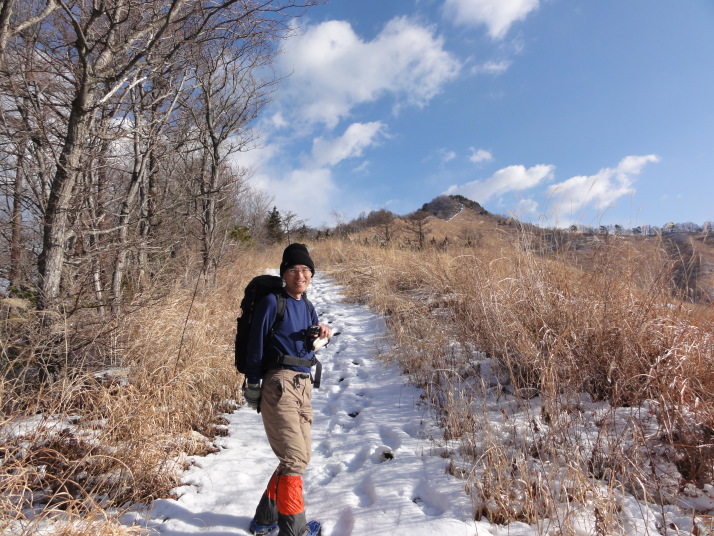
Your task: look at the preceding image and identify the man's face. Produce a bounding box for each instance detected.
[283,265,312,297]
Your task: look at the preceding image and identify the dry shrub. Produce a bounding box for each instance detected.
[314,234,714,529]
[313,240,457,383]
[0,246,283,533]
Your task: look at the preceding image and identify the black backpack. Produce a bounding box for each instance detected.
[234,274,321,387]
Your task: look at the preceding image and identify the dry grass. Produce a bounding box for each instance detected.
[0,246,282,534]
[314,231,714,532]
[3,231,712,534]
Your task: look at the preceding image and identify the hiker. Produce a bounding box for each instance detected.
[243,243,331,536]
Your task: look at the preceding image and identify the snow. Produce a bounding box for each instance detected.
[120,274,713,536]
[122,275,494,535]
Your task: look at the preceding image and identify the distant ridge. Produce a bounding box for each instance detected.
[420,195,488,220]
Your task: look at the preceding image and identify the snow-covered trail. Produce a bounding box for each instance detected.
[123,275,526,536]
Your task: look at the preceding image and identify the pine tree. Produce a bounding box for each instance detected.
[265,206,284,244]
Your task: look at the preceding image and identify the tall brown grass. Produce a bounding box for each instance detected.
[1,247,282,535]
[313,232,714,532]
[3,233,711,534]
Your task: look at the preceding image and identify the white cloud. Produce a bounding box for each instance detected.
[472,60,512,75]
[236,123,387,226]
[352,161,371,173]
[547,155,660,217]
[250,166,338,227]
[445,164,554,202]
[442,150,457,164]
[516,198,539,214]
[269,112,288,129]
[469,147,493,163]
[311,122,386,168]
[229,140,278,173]
[443,0,540,40]
[278,17,461,128]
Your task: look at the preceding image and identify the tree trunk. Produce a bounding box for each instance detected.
[200,143,220,278]
[9,138,26,288]
[137,149,157,292]
[38,94,89,309]
[111,137,149,314]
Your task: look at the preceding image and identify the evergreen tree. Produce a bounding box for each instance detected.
[265,206,284,244]
[297,224,309,241]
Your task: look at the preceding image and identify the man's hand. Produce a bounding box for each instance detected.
[317,322,332,340]
[243,382,261,412]
[312,323,332,352]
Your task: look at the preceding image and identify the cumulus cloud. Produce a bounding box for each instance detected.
[443,0,540,40]
[311,122,386,168]
[249,166,338,227]
[469,148,493,163]
[229,140,278,174]
[278,17,461,128]
[547,155,660,216]
[517,198,539,214]
[445,164,554,202]
[235,123,387,226]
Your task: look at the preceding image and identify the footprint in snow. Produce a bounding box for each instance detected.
[346,444,371,473]
[356,474,377,508]
[332,507,355,536]
[411,480,448,516]
[379,425,403,450]
[318,462,344,486]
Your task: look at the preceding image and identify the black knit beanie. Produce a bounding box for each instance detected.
[279,243,315,277]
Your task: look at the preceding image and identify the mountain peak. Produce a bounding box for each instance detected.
[420,195,488,220]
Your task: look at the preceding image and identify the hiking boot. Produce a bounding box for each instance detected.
[249,518,278,535]
[303,520,322,536]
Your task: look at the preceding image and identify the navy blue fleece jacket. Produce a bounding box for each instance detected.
[245,290,318,384]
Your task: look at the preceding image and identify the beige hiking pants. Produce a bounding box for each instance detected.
[260,368,313,476]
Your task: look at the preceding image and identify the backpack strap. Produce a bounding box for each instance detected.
[269,293,287,338]
[299,294,322,388]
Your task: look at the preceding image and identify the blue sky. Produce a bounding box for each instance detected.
[235,0,714,230]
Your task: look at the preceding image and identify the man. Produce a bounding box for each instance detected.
[243,243,331,536]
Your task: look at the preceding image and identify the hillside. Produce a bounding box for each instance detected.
[345,195,714,304]
[662,231,714,303]
[3,230,713,535]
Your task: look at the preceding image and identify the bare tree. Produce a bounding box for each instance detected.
[233,182,273,246]
[1,0,321,312]
[0,0,318,309]
[0,30,58,291]
[184,33,276,277]
[0,0,58,60]
[281,210,306,245]
[106,63,192,312]
[369,209,396,245]
[405,210,430,250]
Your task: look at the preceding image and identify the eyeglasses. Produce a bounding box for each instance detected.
[285,267,312,276]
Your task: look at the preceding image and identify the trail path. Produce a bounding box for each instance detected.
[124,275,527,535]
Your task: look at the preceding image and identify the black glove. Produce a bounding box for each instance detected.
[243,382,261,413]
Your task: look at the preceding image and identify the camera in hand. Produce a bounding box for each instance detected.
[305,325,320,349]
[305,325,327,352]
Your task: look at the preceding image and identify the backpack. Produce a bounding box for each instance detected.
[234,274,322,387]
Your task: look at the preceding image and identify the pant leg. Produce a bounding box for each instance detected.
[260,370,313,536]
[261,370,313,475]
[300,379,313,468]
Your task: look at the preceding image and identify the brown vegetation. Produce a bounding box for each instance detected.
[314,220,714,531]
[0,248,281,534]
[2,202,712,534]
[1,2,317,528]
